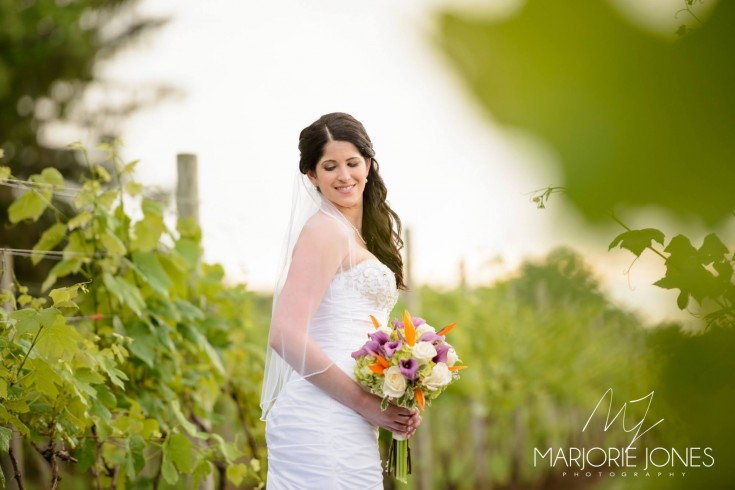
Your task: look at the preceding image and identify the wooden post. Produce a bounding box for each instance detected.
[404,228,432,490]
[175,154,213,490]
[1,250,13,309]
[176,153,200,225]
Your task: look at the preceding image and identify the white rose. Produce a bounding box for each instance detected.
[415,323,436,338]
[377,325,393,337]
[422,363,452,391]
[382,366,407,398]
[446,347,459,367]
[411,341,437,364]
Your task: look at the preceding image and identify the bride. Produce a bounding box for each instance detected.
[260,112,421,489]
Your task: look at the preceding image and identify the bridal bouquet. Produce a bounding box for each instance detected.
[351,310,466,483]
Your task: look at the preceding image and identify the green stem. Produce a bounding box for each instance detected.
[394,437,408,484]
[14,325,44,383]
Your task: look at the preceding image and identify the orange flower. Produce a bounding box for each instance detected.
[415,388,425,411]
[437,322,457,337]
[369,364,385,375]
[403,310,416,346]
[369,314,381,329]
[374,354,390,368]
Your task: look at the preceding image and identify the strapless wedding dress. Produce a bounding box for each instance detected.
[265,258,399,490]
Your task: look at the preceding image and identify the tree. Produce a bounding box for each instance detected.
[1,0,174,295]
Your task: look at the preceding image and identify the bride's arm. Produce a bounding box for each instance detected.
[268,215,420,437]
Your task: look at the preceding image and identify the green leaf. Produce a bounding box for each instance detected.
[8,189,52,223]
[176,216,202,242]
[698,233,729,265]
[170,400,204,438]
[95,164,112,183]
[210,433,243,462]
[35,167,64,187]
[9,308,41,338]
[131,214,164,252]
[95,384,117,410]
[100,229,127,255]
[664,234,697,257]
[98,189,118,209]
[175,238,201,269]
[32,222,67,265]
[132,251,172,297]
[77,438,97,472]
[125,321,156,367]
[125,435,146,479]
[175,300,205,321]
[123,159,140,175]
[192,458,213,489]
[0,426,12,452]
[166,432,193,473]
[24,360,61,399]
[0,164,10,179]
[161,458,178,485]
[142,197,164,217]
[42,256,85,292]
[35,316,82,358]
[125,181,144,196]
[68,211,92,230]
[226,463,249,486]
[98,354,128,389]
[103,273,145,316]
[608,228,665,257]
[49,283,83,308]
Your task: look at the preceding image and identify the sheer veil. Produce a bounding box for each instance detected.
[259,170,358,421]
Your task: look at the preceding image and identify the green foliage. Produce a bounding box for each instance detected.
[0,0,169,170]
[0,142,265,488]
[435,0,735,224]
[400,248,656,489]
[610,223,734,328]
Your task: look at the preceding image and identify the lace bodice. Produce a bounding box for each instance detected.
[335,258,399,313]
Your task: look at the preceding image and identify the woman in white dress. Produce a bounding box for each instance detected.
[260,113,421,489]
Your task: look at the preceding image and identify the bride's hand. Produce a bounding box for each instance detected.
[357,393,422,438]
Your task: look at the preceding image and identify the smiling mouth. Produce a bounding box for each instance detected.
[335,184,356,192]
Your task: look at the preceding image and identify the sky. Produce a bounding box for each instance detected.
[85,0,727,326]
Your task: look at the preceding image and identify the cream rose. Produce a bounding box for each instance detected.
[411,341,437,364]
[415,323,436,338]
[382,366,407,398]
[422,362,452,391]
[446,347,459,367]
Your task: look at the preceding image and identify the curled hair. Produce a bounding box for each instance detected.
[298,112,407,290]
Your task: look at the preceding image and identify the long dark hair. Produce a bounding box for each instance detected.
[298,112,407,290]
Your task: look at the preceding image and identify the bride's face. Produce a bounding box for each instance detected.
[307,140,371,212]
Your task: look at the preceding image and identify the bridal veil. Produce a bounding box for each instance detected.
[259,171,360,421]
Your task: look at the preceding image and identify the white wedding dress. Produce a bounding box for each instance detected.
[265,257,399,490]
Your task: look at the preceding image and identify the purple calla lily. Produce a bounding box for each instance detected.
[383,340,403,358]
[392,317,426,329]
[433,343,450,363]
[400,358,419,380]
[368,330,390,346]
[351,339,381,359]
[420,332,443,344]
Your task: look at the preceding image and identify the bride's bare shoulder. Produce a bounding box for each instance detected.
[302,210,350,237]
[296,211,351,249]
